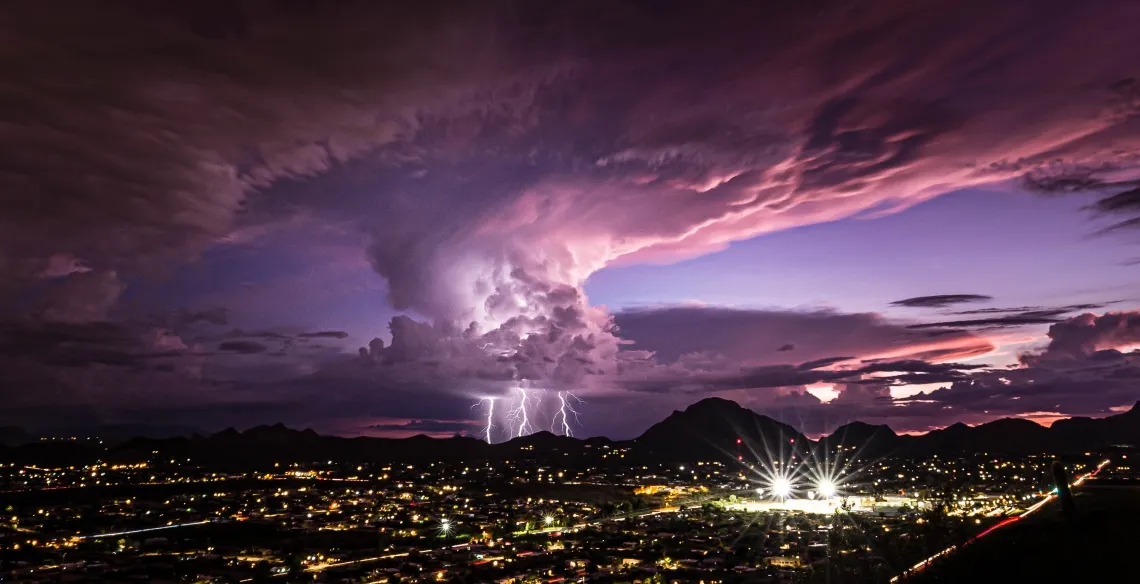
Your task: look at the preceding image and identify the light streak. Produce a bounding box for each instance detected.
[551,391,584,436]
[72,520,212,540]
[890,544,958,582]
[889,458,1111,582]
[305,542,472,573]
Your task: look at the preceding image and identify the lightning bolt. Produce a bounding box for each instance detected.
[472,397,496,444]
[506,386,534,437]
[551,391,584,437]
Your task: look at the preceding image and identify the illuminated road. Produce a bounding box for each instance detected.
[303,542,472,573]
[889,459,1110,582]
[72,519,215,540]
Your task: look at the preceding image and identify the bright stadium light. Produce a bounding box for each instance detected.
[771,477,792,499]
[439,518,452,535]
[544,515,555,525]
[817,479,837,498]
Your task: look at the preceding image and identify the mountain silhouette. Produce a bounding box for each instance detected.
[635,397,811,461]
[0,426,35,447]
[821,421,901,458]
[2,399,1138,467]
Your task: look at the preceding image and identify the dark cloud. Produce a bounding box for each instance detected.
[1023,161,1140,235]
[3,0,1136,334]
[298,331,349,339]
[832,383,893,406]
[907,312,1072,329]
[893,369,1139,423]
[615,306,993,367]
[0,1,507,284]
[0,321,143,368]
[798,357,853,370]
[38,270,127,324]
[1023,311,1140,365]
[890,294,992,308]
[218,340,268,354]
[953,303,1109,316]
[624,355,986,395]
[777,343,796,352]
[246,331,291,340]
[856,359,987,374]
[364,419,478,435]
[171,307,229,327]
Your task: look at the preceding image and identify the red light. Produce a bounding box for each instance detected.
[789,438,795,444]
[736,438,742,444]
[737,455,743,460]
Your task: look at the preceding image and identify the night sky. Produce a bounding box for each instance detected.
[4,0,1140,440]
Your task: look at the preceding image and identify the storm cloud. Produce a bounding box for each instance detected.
[891,295,992,308]
[3,0,1140,434]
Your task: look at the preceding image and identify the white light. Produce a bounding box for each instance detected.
[771,477,792,499]
[818,479,837,498]
[544,515,554,525]
[440,519,452,534]
[755,487,764,495]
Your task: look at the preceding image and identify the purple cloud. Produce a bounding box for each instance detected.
[2,1,1140,435]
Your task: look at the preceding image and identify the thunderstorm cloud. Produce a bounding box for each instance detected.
[1,0,1139,436]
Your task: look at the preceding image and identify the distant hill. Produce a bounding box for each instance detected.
[0,426,35,447]
[821,421,901,459]
[1,400,1138,467]
[635,397,811,461]
[911,417,1054,455]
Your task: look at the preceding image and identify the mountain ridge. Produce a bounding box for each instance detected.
[2,398,1138,466]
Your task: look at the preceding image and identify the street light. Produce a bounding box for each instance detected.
[818,479,837,498]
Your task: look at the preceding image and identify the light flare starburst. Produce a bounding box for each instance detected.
[731,425,867,506]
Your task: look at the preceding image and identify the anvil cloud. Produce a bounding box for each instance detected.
[1,0,1140,436]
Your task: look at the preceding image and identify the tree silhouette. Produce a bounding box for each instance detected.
[1051,460,1076,523]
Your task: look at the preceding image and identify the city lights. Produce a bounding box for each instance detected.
[0,441,1115,583]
